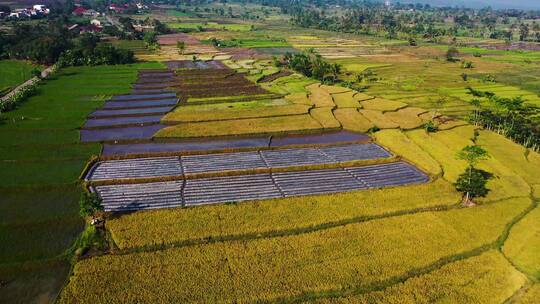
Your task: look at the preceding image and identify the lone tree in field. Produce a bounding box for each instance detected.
[446,46,460,62]
[455,145,491,205]
[176,41,185,54]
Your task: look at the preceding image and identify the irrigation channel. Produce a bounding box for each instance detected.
[81,64,430,212]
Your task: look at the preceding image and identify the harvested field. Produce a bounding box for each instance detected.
[154,114,323,138]
[359,109,400,129]
[334,108,375,132]
[88,143,391,181]
[307,83,335,107]
[384,108,425,130]
[92,161,427,211]
[310,107,341,129]
[361,98,408,111]
[320,85,351,94]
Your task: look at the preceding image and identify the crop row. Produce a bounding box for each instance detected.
[59,198,529,303]
[92,161,428,212]
[87,143,392,181]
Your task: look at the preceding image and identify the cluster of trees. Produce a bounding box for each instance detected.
[271,0,540,42]
[0,22,134,65]
[275,49,341,83]
[467,88,540,151]
[58,33,134,66]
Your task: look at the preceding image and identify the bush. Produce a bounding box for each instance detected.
[446,46,460,62]
[79,192,104,218]
[461,60,474,69]
[0,82,38,113]
[424,121,438,133]
[58,44,135,67]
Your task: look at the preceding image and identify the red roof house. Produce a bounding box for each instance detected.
[72,7,87,15]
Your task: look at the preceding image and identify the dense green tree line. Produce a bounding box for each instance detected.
[275,49,341,83]
[0,21,134,65]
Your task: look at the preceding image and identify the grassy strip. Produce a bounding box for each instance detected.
[59,198,529,303]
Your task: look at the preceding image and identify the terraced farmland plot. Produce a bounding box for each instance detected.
[111,92,177,101]
[88,106,174,118]
[95,181,184,211]
[181,151,266,173]
[86,143,392,181]
[102,99,178,109]
[92,161,427,211]
[83,115,163,129]
[183,174,282,206]
[88,157,183,181]
[273,169,367,196]
[81,124,166,142]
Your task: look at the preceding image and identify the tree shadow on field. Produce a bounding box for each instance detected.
[106,201,145,220]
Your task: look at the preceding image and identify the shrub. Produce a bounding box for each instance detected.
[461,60,474,69]
[0,82,38,113]
[79,192,104,218]
[446,46,460,62]
[424,120,438,133]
